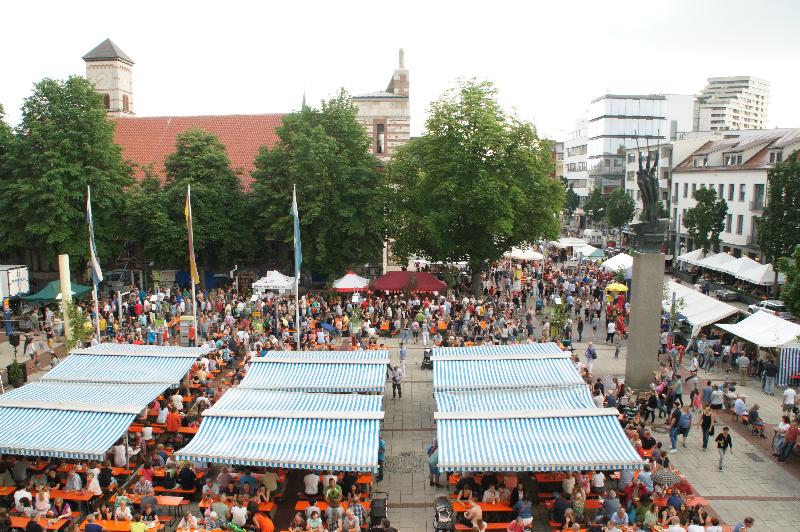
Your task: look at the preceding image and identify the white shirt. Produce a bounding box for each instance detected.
[665,526,686,532]
[562,476,575,494]
[687,525,705,532]
[141,426,153,440]
[14,489,32,511]
[230,505,248,526]
[591,472,605,488]
[304,474,320,495]
[320,474,336,488]
[607,322,616,334]
[783,387,797,406]
[87,477,103,495]
[112,444,128,467]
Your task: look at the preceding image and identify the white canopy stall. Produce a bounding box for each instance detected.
[600,253,633,279]
[717,256,762,277]
[252,270,295,295]
[504,247,544,261]
[663,281,740,337]
[716,310,800,348]
[332,272,370,292]
[676,249,706,266]
[737,263,785,286]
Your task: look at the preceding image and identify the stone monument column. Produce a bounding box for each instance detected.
[625,253,665,389]
[58,254,73,343]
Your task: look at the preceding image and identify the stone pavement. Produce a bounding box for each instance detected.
[375,332,800,531]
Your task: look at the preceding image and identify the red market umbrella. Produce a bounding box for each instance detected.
[372,271,446,293]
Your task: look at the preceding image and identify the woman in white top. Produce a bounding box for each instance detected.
[34,486,50,515]
[114,501,133,521]
[176,511,198,530]
[590,471,605,493]
[86,472,103,496]
[773,415,791,455]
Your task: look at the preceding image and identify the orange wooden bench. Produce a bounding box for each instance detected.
[456,524,507,531]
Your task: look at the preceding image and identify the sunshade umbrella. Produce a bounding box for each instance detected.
[653,468,682,487]
[605,283,629,292]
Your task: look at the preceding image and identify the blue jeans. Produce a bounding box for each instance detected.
[764,376,775,394]
[779,441,795,462]
[401,329,409,343]
[669,427,679,449]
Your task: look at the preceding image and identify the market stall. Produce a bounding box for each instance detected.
[600,253,633,278]
[252,270,295,295]
[503,246,544,261]
[332,271,369,292]
[663,280,739,337]
[716,310,800,348]
[372,271,446,293]
[694,252,735,272]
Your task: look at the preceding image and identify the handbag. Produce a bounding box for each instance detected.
[708,425,715,436]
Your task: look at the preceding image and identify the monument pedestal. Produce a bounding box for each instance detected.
[625,252,665,390]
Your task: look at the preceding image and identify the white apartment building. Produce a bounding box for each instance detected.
[587,94,694,195]
[563,118,589,200]
[671,129,800,259]
[694,76,769,131]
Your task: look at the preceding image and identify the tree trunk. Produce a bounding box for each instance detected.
[471,263,483,296]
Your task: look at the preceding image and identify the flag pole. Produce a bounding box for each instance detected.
[87,186,102,342]
[187,184,198,342]
[292,184,301,348]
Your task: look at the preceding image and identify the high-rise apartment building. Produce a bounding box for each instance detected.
[693,76,769,131]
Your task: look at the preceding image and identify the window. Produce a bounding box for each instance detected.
[683,183,688,198]
[577,162,587,171]
[636,190,641,201]
[726,214,732,233]
[682,209,687,227]
[674,183,679,197]
[627,152,635,163]
[691,183,697,197]
[692,157,706,168]
[376,123,385,154]
[718,184,724,198]
[769,150,783,163]
[700,183,705,189]
[122,94,129,112]
[102,93,110,110]
[753,183,765,209]
[728,184,734,201]
[613,159,623,168]
[567,163,576,172]
[739,184,746,202]
[567,145,587,157]
[626,171,635,181]
[724,152,743,166]
[736,215,744,234]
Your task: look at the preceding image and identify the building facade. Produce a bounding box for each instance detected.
[693,76,769,131]
[670,129,800,259]
[563,119,589,199]
[83,38,135,117]
[552,141,564,179]
[352,49,410,163]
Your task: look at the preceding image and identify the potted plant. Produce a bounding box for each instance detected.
[7,357,25,387]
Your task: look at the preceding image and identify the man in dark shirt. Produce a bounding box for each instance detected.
[641,431,657,450]
[551,493,571,525]
[763,359,778,395]
[381,518,398,532]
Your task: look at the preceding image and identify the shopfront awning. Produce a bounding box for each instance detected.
[240,360,387,393]
[436,410,644,472]
[716,310,800,348]
[44,353,198,384]
[174,390,382,472]
[0,381,166,408]
[70,343,210,357]
[432,356,583,392]
[258,350,389,362]
[435,387,595,412]
[432,343,564,358]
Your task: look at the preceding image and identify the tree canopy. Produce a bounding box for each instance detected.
[0,77,131,261]
[387,80,563,291]
[758,153,800,266]
[583,188,606,224]
[605,189,636,230]
[563,183,580,217]
[779,245,800,317]
[250,90,386,277]
[684,187,727,252]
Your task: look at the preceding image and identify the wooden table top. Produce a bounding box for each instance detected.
[48,488,95,502]
[11,517,69,531]
[80,519,165,532]
[451,501,513,513]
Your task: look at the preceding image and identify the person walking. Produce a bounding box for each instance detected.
[376,435,386,482]
[585,343,597,373]
[668,404,681,453]
[762,358,777,396]
[577,317,584,342]
[736,353,749,386]
[777,419,798,463]
[606,320,616,344]
[390,366,403,400]
[700,405,714,451]
[677,405,693,448]
[613,335,622,360]
[715,426,733,471]
[398,342,408,372]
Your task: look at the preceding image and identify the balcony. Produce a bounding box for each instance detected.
[749,199,765,212]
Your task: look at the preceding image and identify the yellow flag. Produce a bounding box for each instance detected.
[185,185,200,286]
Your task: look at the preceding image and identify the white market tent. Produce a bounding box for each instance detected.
[552,237,588,249]
[600,253,633,278]
[694,253,735,271]
[716,310,800,348]
[663,280,740,337]
[332,272,370,292]
[676,249,706,266]
[737,263,785,286]
[574,244,604,260]
[504,247,544,261]
[252,270,295,294]
[717,256,762,277]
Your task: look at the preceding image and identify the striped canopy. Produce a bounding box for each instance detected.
[258,350,389,362]
[432,343,564,358]
[174,391,382,472]
[0,381,167,407]
[240,362,386,393]
[71,343,209,357]
[44,354,197,384]
[433,357,583,391]
[436,413,644,472]
[435,387,595,412]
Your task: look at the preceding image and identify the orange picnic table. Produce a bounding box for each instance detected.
[294,500,371,512]
[140,467,204,479]
[81,520,164,532]
[114,494,185,507]
[653,495,708,508]
[0,486,16,497]
[452,501,513,513]
[535,472,566,483]
[48,488,95,502]
[545,498,602,510]
[200,499,275,513]
[11,516,68,531]
[178,426,199,435]
[29,460,51,472]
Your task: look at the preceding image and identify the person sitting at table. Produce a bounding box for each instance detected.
[590,471,605,494]
[129,513,147,532]
[140,461,155,484]
[256,485,271,504]
[482,483,499,504]
[165,405,184,433]
[304,499,321,521]
[325,506,342,532]
[228,498,249,528]
[512,493,532,527]
[64,470,82,491]
[659,506,678,528]
[98,461,117,493]
[705,516,724,532]
[133,475,154,496]
[664,515,686,532]
[95,503,114,521]
[636,499,657,527]
[602,490,621,519]
[733,395,747,417]
[48,497,72,521]
[86,472,102,496]
[33,485,50,515]
[114,487,131,509]
[221,480,239,498]
[456,484,475,502]
[610,507,629,526]
[18,497,36,518]
[260,469,278,502]
[460,500,482,528]
[455,473,478,494]
[496,483,511,506]
[177,510,199,530]
[115,500,133,521]
[506,516,526,532]
[205,510,225,530]
[666,488,683,511]
[551,492,570,526]
[746,404,766,437]
[239,469,258,493]
[305,509,323,532]
[141,503,159,524]
[0,508,10,531]
[210,494,229,521]
[178,463,196,491]
[84,513,103,532]
[637,464,654,493]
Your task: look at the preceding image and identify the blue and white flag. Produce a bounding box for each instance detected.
[291,185,302,275]
[86,186,103,285]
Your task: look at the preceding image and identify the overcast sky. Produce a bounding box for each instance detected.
[2,0,798,139]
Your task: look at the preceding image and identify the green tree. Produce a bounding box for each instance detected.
[779,245,800,316]
[162,129,246,276]
[250,90,385,277]
[605,188,636,235]
[684,187,728,252]
[125,174,181,267]
[759,153,800,287]
[583,188,606,225]
[564,184,580,217]
[387,80,563,294]
[0,104,13,174]
[0,77,132,261]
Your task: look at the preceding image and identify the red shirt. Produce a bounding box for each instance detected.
[166,411,182,432]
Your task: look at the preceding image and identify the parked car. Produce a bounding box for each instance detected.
[747,299,795,320]
[713,288,739,301]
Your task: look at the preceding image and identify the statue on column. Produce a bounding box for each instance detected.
[632,139,668,252]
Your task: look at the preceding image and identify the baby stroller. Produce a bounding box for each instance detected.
[370,490,389,529]
[433,496,454,531]
[421,348,433,370]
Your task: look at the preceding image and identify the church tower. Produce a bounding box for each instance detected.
[83,39,134,117]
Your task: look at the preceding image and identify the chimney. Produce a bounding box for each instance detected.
[386,48,409,97]
[399,48,405,69]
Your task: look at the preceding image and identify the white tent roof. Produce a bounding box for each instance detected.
[737,263,786,286]
[717,310,800,348]
[663,280,740,337]
[694,253,735,271]
[552,237,588,249]
[676,249,706,265]
[253,270,294,291]
[504,247,544,261]
[332,272,370,292]
[574,244,604,259]
[600,253,633,273]
[718,256,762,277]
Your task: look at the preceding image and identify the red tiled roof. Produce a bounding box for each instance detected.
[112,114,285,188]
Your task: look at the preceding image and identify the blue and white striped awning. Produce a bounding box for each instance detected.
[71,343,210,357]
[174,391,381,472]
[44,353,197,384]
[261,350,389,362]
[436,412,643,472]
[435,387,595,412]
[240,361,386,393]
[432,343,565,358]
[433,357,583,391]
[0,407,134,460]
[0,381,167,408]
